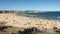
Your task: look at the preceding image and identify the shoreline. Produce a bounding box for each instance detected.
[17,14,60,22]
[17,14,60,21]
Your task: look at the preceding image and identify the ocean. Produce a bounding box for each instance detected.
[18,11,60,20]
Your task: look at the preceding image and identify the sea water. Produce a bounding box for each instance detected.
[18,11,60,20]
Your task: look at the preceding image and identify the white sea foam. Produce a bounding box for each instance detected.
[57,17,60,18]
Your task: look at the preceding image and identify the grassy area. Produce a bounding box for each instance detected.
[45,30,60,34]
[0,27,60,34]
[0,27,20,34]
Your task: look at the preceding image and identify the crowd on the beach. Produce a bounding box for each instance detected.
[0,13,60,31]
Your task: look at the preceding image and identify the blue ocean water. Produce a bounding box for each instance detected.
[19,11,60,20]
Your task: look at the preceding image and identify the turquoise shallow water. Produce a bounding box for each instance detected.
[18,11,60,20]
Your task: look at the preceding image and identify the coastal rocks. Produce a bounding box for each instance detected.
[0,26,8,32]
[53,27,60,32]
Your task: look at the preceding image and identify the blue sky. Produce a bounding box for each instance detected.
[0,0,60,11]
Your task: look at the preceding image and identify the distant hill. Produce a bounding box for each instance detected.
[0,10,60,14]
[17,10,44,14]
[0,10,44,14]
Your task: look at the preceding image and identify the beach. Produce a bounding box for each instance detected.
[0,13,60,30]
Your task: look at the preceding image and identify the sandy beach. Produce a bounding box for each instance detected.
[0,13,60,30]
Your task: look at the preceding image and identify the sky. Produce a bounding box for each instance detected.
[0,0,60,11]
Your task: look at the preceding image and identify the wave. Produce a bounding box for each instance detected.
[57,17,60,18]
